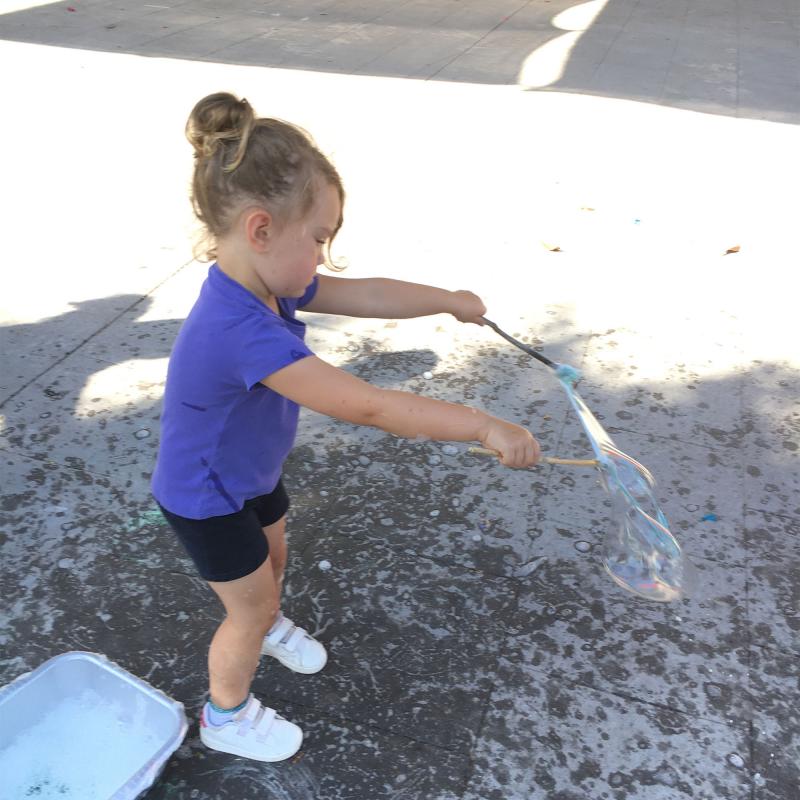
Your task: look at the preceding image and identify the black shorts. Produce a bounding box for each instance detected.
[157,480,290,583]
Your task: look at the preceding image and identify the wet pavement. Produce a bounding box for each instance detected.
[1,2,799,799]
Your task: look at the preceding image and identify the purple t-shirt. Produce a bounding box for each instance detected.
[151,264,318,519]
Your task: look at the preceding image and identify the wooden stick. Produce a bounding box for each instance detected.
[468,446,598,468]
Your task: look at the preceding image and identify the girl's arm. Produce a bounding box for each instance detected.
[262,356,540,467]
[302,274,486,323]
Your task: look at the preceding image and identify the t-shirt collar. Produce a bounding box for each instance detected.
[208,263,280,316]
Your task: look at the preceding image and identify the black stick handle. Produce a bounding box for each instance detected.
[481,317,557,370]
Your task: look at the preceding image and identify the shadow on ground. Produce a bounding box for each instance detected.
[1,0,798,123]
[0,289,798,798]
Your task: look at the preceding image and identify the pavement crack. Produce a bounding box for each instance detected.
[427,0,538,80]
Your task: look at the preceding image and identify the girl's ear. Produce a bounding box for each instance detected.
[244,208,273,252]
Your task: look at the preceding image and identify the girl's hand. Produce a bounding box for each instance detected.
[449,290,487,324]
[480,418,541,468]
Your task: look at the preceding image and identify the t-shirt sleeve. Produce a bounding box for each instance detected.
[235,316,315,390]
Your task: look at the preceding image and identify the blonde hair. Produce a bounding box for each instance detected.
[185,92,345,264]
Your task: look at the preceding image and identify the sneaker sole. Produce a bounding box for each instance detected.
[261,646,328,674]
[200,728,302,762]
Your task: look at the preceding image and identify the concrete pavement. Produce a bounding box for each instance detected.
[1,1,798,798]
[1,0,798,121]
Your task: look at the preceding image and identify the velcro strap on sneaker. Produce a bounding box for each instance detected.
[285,627,306,653]
[266,618,295,647]
[254,707,277,740]
[236,696,261,735]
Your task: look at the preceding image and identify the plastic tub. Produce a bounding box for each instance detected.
[0,651,188,799]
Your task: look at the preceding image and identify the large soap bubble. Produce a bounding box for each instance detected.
[558,372,696,602]
[480,316,696,602]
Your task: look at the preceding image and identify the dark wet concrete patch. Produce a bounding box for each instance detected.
[748,644,800,800]
[745,507,800,564]
[744,503,800,660]
[508,531,751,726]
[254,530,518,753]
[464,664,752,800]
[148,704,468,800]
[0,349,165,488]
[282,433,553,578]
[744,464,800,520]
[2,547,468,800]
[748,561,800,655]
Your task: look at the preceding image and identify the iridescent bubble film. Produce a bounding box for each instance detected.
[558,371,696,602]
[480,319,695,602]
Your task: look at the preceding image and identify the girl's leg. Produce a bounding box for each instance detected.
[262,515,287,594]
[206,555,280,709]
[258,514,328,674]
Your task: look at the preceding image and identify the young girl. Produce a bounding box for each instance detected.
[152,92,541,764]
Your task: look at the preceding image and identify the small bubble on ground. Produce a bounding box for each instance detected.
[358,455,371,466]
[134,428,151,439]
[380,517,394,527]
[727,753,745,768]
[39,412,51,419]
[472,533,482,542]
[347,343,359,352]
[442,444,458,456]
[574,540,592,552]
[753,773,765,787]
[423,371,433,379]
[320,490,329,496]
[430,510,440,517]
[318,560,332,571]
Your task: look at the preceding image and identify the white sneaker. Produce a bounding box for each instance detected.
[261,614,328,674]
[200,695,302,762]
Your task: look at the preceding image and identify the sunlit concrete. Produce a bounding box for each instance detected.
[518,0,609,88]
[1,38,797,376]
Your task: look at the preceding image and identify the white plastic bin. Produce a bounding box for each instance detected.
[0,651,188,799]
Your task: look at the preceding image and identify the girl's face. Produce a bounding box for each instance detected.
[257,182,341,298]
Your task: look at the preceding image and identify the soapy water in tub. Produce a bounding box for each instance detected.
[1,688,161,800]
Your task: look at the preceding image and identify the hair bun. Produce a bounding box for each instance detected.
[186,92,256,165]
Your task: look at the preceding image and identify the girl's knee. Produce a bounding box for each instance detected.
[262,603,280,632]
[226,599,279,635]
[210,556,280,629]
[270,549,287,579]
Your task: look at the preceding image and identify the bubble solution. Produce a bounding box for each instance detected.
[0,688,161,800]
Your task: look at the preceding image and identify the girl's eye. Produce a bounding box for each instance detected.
[315,239,326,246]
